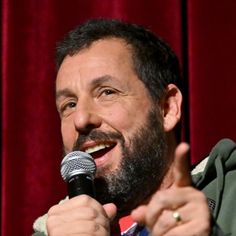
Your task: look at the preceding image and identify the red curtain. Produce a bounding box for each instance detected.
[187,0,236,164]
[1,0,236,235]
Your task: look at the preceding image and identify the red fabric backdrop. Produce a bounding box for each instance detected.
[1,0,236,235]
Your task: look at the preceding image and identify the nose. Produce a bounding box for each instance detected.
[73,99,102,134]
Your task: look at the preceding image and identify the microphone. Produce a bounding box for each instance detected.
[60,151,96,199]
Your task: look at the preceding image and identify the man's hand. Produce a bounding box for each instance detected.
[131,143,211,236]
[46,195,117,236]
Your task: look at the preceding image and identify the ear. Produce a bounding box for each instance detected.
[160,84,182,132]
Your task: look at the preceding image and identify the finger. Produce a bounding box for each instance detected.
[48,205,109,225]
[164,219,210,236]
[131,205,147,225]
[48,195,102,215]
[173,142,192,187]
[151,209,177,236]
[103,203,117,221]
[140,187,197,228]
[47,219,109,236]
[143,192,210,236]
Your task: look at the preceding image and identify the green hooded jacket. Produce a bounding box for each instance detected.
[193,138,236,235]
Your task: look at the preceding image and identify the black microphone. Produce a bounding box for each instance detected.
[60,151,96,199]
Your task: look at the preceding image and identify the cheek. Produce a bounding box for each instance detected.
[105,105,147,137]
[61,120,77,152]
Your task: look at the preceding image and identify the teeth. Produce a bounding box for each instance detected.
[85,143,111,154]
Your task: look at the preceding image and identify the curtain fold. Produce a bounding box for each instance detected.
[1,0,236,235]
[187,0,236,161]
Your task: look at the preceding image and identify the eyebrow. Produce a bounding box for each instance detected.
[56,75,115,101]
[56,88,75,101]
[90,75,114,88]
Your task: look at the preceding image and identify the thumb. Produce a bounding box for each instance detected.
[103,203,117,221]
[173,142,192,187]
[131,205,147,225]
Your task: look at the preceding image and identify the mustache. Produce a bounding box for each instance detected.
[72,130,124,151]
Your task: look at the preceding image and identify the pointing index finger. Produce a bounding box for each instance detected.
[173,142,192,187]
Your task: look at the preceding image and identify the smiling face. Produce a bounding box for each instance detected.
[56,38,155,169]
[56,38,169,213]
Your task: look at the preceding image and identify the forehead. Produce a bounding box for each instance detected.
[58,38,134,73]
[56,38,137,87]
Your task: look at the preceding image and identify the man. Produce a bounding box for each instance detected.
[33,19,236,235]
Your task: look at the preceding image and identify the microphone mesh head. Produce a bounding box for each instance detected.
[61,151,96,182]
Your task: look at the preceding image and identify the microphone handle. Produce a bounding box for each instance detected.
[67,174,95,199]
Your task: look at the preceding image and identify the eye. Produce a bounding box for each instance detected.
[65,102,76,109]
[102,89,115,96]
[98,88,119,101]
[59,101,77,117]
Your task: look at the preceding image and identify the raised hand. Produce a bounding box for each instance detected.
[131,143,211,236]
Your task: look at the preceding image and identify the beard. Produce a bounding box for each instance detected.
[71,108,169,215]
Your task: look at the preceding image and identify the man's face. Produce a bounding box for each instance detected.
[56,38,169,213]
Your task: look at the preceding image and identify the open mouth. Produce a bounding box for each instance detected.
[82,142,116,160]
